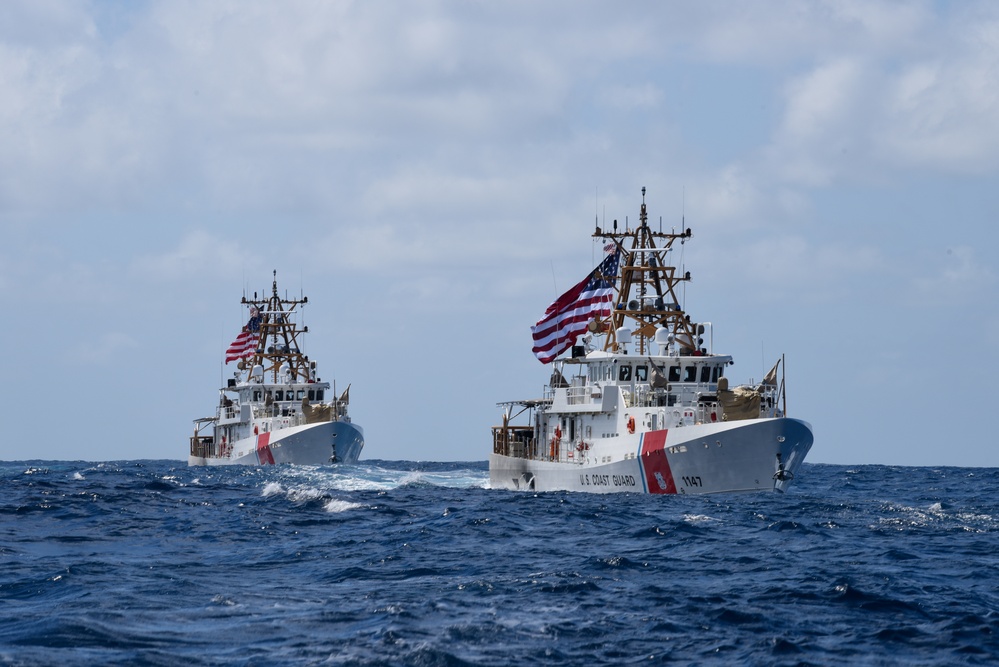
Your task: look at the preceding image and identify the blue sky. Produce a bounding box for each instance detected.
[2,1,997,466]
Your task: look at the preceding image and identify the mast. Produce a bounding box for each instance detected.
[592,187,701,355]
[241,270,314,383]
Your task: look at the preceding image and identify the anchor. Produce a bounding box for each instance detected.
[772,452,793,482]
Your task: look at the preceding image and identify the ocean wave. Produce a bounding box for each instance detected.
[3,461,999,665]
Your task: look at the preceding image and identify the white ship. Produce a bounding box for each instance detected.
[491,188,812,494]
[189,272,363,466]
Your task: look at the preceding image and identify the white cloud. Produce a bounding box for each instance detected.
[131,230,258,282]
[878,26,999,171]
[696,1,932,64]
[71,331,138,365]
[702,234,886,306]
[597,83,664,111]
[765,58,874,187]
[692,165,765,227]
[752,4,999,186]
[912,245,997,305]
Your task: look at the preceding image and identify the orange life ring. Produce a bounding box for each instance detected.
[627,416,635,434]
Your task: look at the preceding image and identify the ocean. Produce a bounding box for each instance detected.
[2,460,997,666]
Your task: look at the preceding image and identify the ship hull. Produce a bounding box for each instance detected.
[489,417,812,494]
[189,421,364,467]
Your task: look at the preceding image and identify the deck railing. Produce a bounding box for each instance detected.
[189,436,217,459]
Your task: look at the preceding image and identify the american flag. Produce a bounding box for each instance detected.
[225,331,259,363]
[225,309,262,363]
[531,251,620,364]
[247,306,261,333]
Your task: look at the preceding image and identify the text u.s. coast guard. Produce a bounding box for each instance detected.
[579,474,637,487]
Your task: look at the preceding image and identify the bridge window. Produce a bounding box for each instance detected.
[636,365,648,382]
[669,366,681,382]
[700,366,712,383]
[619,365,632,382]
[684,365,697,382]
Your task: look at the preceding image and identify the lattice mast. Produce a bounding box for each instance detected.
[242,270,313,383]
[592,187,700,355]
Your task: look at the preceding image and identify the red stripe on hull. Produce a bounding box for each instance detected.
[256,432,275,465]
[640,430,676,494]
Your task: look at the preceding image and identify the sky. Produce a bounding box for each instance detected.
[2,1,997,466]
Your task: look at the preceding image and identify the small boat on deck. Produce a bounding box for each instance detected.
[189,272,363,466]
[490,188,812,494]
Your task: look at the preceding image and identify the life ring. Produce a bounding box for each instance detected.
[627,416,636,434]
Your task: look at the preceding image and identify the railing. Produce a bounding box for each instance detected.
[492,426,535,457]
[566,386,591,405]
[191,435,229,459]
[492,426,597,464]
[561,380,783,417]
[250,402,347,425]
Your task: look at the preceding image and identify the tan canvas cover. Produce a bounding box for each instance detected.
[717,377,762,421]
[301,397,332,423]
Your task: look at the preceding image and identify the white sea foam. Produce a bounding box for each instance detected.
[72,472,84,480]
[286,487,324,502]
[877,501,998,533]
[399,471,425,486]
[271,463,489,492]
[261,482,284,497]
[324,499,363,513]
[252,463,488,516]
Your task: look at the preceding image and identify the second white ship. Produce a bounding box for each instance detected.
[189,272,363,466]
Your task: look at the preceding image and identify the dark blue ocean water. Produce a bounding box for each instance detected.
[2,460,998,666]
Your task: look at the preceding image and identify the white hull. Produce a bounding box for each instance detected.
[189,421,363,467]
[490,417,812,494]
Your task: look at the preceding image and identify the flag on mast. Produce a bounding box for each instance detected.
[531,251,620,364]
[224,309,262,363]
